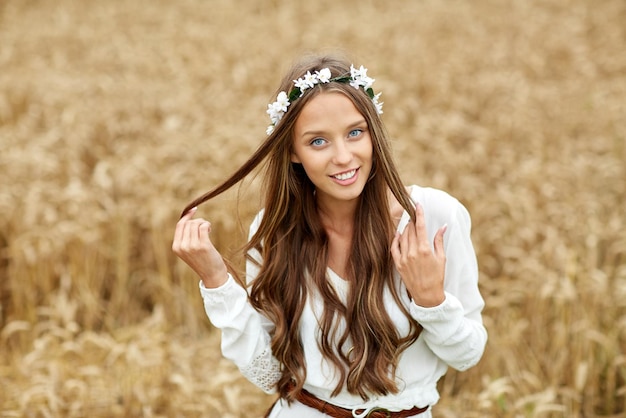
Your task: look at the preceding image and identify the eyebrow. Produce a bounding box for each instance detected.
[300,118,368,138]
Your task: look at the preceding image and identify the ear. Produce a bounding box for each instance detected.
[290,152,301,163]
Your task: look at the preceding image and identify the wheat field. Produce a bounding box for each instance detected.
[1,0,625,416]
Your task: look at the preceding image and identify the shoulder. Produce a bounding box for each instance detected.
[409,185,462,211]
[407,185,471,226]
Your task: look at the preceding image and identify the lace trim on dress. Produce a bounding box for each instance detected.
[239,346,282,394]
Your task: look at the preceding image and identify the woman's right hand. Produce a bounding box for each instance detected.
[172,207,229,288]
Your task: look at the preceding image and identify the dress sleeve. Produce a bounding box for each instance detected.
[198,210,281,393]
[408,192,488,371]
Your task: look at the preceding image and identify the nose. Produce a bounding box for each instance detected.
[332,139,353,165]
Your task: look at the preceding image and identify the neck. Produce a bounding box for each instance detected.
[316,196,358,235]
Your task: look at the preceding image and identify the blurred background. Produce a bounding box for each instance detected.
[1,0,625,416]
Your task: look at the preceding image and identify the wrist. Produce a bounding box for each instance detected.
[200,267,229,289]
[411,290,446,308]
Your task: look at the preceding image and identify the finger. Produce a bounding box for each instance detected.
[433,224,447,258]
[401,219,416,257]
[195,220,211,245]
[390,231,401,263]
[174,207,197,242]
[173,207,197,251]
[180,206,198,219]
[184,218,207,248]
[180,206,198,221]
[413,203,426,235]
[413,203,431,251]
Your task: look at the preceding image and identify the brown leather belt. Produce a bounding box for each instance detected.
[295,387,429,418]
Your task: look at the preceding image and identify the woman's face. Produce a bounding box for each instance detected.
[291,92,373,208]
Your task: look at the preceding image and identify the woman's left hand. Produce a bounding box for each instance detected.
[391,203,447,307]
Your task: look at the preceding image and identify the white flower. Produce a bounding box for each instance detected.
[274,91,290,112]
[266,104,277,121]
[303,71,317,88]
[350,64,366,79]
[266,100,286,124]
[294,71,318,96]
[349,65,365,86]
[266,91,291,134]
[293,77,309,92]
[349,64,375,90]
[316,68,331,83]
[361,76,375,90]
[372,92,384,114]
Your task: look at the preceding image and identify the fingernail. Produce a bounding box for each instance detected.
[442,223,448,233]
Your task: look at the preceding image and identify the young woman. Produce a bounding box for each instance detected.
[172,54,487,418]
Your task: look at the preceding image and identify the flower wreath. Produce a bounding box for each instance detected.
[265,65,383,135]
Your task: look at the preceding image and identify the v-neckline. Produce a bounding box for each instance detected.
[326,267,349,295]
[326,185,416,289]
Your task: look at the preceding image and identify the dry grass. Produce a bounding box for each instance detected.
[1,0,625,416]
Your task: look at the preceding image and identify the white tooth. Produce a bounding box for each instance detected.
[335,170,355,180]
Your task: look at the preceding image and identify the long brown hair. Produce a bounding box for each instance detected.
[181,54,420,401]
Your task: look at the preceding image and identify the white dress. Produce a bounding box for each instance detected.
[200,185,487,417]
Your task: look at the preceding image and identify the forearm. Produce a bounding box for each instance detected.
[199,275,281,393]
[410,292,487,371]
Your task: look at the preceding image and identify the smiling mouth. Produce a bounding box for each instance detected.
[331,169,357,181]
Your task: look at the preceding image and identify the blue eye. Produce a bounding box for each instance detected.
[348,129,362,138]
[311,138,326,147]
